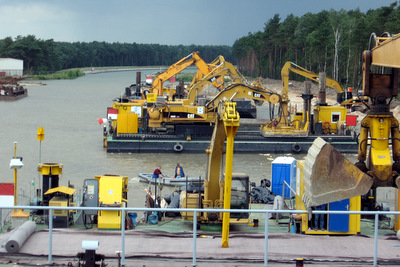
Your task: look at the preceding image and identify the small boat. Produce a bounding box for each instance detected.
[0,77,28,100]
[137,173,203,187]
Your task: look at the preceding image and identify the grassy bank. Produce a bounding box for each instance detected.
[29,69,85,80]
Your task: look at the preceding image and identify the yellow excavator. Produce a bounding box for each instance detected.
[180,98,250,247]
[281,61,368,108]
[302,33,400,215]
[146,83,280,130]
[261,60,351,136]
[189,54,226,87]
[147,52,225,98]
[185,60,253,105]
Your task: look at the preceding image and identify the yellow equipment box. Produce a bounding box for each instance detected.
[96,175,128,230]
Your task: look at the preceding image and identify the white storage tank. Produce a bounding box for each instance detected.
[271,156,297,198]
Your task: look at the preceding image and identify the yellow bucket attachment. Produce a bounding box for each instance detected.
[302,138,373,209]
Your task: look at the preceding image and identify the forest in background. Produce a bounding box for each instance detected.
[0,2,399,87]
[232,2,400,89]
[0,36,233,75]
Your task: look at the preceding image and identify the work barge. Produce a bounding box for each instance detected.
[0,76,27,100]
[100,53,360,154]
[106,131,358,153]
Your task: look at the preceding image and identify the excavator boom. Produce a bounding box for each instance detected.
[151,52,224,97]
[282,61,344,93]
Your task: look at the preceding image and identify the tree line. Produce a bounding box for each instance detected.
[1,2,399,85]
[0,35,233,74]
[232,2,400,89]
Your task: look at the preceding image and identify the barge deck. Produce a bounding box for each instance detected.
[0,218,397,266]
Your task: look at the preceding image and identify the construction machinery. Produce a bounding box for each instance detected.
[185,60,252,105]
[145,52,225,99]
[101,50,360,154]
[122,52,225,102]
[281,61,368,109]
[46,186,76,228]
[295,160,362,235]
[180,99,250,236]
[81,175,129,230]
[261,63,353,137]
[108,83,279,139]
[301,33,400,219]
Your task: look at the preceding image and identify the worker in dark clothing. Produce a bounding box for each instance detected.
[152,166,164,178]
[152,166,164,210]
[173,163,185,178]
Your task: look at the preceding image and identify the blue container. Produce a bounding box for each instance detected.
[148,212,158,225]
[128,212,137,227]
[271,156,297,198]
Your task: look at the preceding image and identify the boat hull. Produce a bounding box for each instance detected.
[107,134,358,154]
[0,91,28,101]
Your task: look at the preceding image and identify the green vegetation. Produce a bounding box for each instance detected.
[0,35,233,77]
[176,73,195,83]
[233,2,400,88]
[31,69,85,80]
[0,3,399,84]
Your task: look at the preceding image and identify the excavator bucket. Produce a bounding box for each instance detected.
[302,137,373,209]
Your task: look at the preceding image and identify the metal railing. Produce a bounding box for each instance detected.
[1,205,399,267]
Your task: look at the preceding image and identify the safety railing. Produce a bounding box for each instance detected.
[0,205,399,267]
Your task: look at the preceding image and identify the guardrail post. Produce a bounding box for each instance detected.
[373,213,379,266]
[264,211,269,267]
[192,210,197,267]
[48,208,53,265]
[121,208,126,266]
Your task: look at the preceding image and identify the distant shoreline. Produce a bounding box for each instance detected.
[83,66,198,74]
[83,67,164,74]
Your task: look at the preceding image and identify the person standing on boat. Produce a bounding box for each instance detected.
[173,163,185,179]
[152,166,164,178]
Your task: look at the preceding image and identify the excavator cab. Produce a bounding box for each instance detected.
[302,33,400,209]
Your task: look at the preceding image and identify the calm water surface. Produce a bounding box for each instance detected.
[0,70,357,210]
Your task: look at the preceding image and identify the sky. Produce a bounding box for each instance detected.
[0,0,397,46]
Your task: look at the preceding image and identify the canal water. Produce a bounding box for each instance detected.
[0,69,358,211]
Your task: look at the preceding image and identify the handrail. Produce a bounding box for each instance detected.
[1,205,399,266]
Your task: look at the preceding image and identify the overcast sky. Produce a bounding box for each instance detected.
[0,0,397,46]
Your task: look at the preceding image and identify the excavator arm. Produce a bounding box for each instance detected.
[152,53,199,96]
[303,33,400,208]
[205,83,279,111]
[186,61,251,104]
[151,52,224,98]
[282,61,344,93]
[281,61,368,107]
[190,55,226,87]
